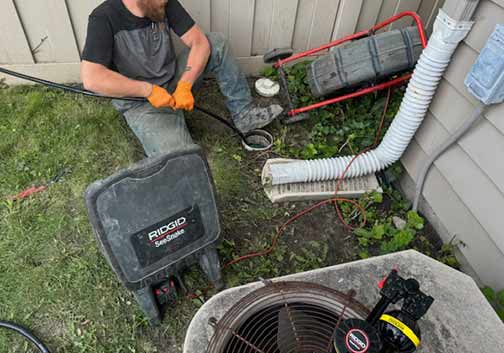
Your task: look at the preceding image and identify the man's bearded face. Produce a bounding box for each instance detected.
[138,0,167,22]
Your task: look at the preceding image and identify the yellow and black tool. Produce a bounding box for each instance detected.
[333,270,434,353]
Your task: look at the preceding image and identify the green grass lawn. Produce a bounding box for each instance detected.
[0,81,450,352]
[0,86,160,352]
[0,84,332,352]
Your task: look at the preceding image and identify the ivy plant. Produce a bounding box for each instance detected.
[481,287,504,322]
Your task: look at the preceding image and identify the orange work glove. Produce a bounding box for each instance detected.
[173,81,195,111]
[147,85,175,109]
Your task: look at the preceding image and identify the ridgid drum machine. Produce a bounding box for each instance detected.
[85,145,223,325]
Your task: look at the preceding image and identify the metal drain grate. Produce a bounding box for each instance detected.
[207,281,370,353]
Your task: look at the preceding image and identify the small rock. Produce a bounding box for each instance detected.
[393,216,407,230]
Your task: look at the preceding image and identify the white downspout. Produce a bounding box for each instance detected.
[263,1,479,187]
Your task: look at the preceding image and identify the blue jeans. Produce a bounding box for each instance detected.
[113,32,253,157]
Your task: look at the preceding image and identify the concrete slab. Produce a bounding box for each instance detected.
[184,250,504,353]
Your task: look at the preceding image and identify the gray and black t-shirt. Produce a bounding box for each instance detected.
[82,0,195,86]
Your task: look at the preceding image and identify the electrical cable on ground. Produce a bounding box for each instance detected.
[0,321,51,353]
[189,88,393,301]
[223,87,392,268]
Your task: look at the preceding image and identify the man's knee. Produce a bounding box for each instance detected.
[124,105,193,157]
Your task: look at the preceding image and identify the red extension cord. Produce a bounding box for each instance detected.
[189,88,393,300]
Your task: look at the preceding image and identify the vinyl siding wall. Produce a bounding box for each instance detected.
[400,0,504,290]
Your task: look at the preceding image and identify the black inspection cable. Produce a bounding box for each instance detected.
[0,321,51,353]
[192,104,247,140]
[0,66,247,141]
[0,66,144,102]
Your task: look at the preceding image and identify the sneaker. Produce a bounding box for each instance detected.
[232,104,283,134]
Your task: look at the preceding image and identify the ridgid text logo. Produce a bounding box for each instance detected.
[148,217,188,247]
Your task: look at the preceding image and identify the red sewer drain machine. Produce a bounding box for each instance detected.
[263,11,428,123]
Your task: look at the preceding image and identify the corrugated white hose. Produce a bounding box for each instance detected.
[265,10,474,186]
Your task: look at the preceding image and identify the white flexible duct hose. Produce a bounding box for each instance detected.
[264,10,474,186]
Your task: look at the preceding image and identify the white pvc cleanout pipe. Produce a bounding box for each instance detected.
[264,10,474,186]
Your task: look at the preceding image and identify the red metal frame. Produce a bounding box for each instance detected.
[274,11,427,117]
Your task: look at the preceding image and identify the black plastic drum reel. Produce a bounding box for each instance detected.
[85,145,223,325]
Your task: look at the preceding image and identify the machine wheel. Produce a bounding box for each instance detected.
[263,48,294,64]
[133,287,162,326]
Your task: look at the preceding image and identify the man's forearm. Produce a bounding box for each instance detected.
[81,61,152,98]
[179,39,211,84]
